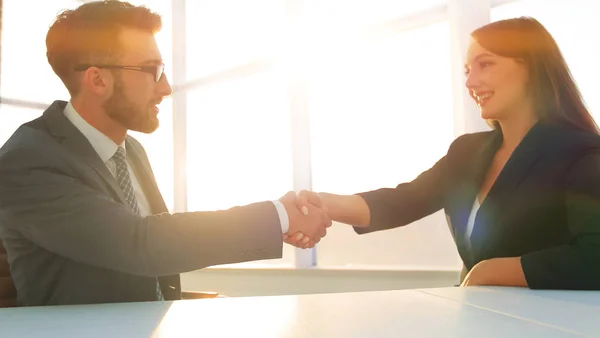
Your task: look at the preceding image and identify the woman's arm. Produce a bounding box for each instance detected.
[353,154,449,234]
[283,191,370,248]
[519,151,600,290]
[304,192,371,228]
[295,154,449,234]
[286,133,482,246]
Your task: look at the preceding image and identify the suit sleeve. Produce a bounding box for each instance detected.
[0,148,283,278]
[521,151,600,290]
[128,137,291,234]
[354,153,448,235]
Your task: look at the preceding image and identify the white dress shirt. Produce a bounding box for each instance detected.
[464,198,481,251]
[63,102,289,232]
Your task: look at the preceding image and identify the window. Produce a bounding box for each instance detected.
[305,0,447,34]
[185,71,295,266]
[182,1,461,269]
[0,0,173,102]
[185,0,286,79]
[491,0,600,122]
[0,1,77,149]
[310,21,462,269]
[0,0,78,103]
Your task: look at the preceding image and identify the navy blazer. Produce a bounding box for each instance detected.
[356,122,600,290]
[0,101,284,306]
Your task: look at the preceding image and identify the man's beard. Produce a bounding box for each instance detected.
[103,78,159,134]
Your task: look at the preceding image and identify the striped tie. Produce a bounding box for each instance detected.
[112,147,164,301]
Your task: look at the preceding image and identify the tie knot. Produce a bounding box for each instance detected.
[112,147,127,163]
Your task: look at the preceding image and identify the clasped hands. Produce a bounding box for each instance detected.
[279,190,330,249]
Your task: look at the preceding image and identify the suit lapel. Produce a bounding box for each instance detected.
[452,130,502,266]
[125,137,179,299]
[125,138,168,214]
[43,101,180,298]
[43,101,127,205]
[469,122,551,258]
[480,123,549,205]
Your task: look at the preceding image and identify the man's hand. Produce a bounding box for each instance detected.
[284,190,331,248]
[296,190,328,215]
[279,191,331,249]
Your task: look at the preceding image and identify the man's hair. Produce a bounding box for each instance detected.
[46,0,162,96]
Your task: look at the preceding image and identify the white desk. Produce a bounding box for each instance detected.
[1,286,599,337]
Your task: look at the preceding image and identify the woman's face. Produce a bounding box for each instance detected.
[464,40,531,121]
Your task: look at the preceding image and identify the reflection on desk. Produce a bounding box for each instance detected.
[0,286,599,337]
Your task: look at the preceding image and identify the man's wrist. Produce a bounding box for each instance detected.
[271,200,289,233]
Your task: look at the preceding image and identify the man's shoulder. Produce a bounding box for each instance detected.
[0,120,61,171]
[0,101,79,168]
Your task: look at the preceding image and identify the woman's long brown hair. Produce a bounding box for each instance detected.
[472,17,598,134]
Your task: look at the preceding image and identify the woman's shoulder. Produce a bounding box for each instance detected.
[545,124,600,154]
[447,129,498,154]
[449,123,600,153]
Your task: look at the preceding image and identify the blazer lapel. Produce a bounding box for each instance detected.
[452,130,502,266]
[469,122,551,258]
[124,137,180,299]
[43,101,127,205]
[125,138,169,214]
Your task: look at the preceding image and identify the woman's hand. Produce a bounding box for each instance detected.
[461,257,528,287]
[283,190,331,248]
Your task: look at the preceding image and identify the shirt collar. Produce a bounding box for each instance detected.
[63,101,125,162]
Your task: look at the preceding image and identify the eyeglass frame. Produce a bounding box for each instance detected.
[73,63,165,83]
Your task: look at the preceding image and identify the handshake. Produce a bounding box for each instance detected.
[279,190,331,249]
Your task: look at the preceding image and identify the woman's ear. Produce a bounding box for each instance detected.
[513,57,531,85]
[513,57,526,64]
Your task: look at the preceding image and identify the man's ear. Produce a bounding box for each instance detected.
[83,67,113,96]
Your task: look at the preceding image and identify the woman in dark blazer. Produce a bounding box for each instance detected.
[285,17,600,290]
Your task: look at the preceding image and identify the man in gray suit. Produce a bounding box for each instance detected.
[0,1,328,306]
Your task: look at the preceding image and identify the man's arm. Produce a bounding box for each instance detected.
[128,136,295,242]
[0,151,284,278]
[272,200,289,233]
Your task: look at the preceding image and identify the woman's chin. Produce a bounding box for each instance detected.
[480,108,499,120]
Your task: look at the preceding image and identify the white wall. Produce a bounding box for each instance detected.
[181,268,461,297]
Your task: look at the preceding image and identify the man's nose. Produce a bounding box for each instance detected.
[157,74,173,97]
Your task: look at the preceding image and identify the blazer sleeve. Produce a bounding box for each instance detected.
[0,147,283,278]
[521,151,600,290]
[353,154,448,235]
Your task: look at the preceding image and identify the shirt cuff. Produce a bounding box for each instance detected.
[271,200,289,234]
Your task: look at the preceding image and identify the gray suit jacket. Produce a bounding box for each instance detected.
[0,101,283,306]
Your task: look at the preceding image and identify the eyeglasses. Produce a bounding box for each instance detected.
[74,63,165,82]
